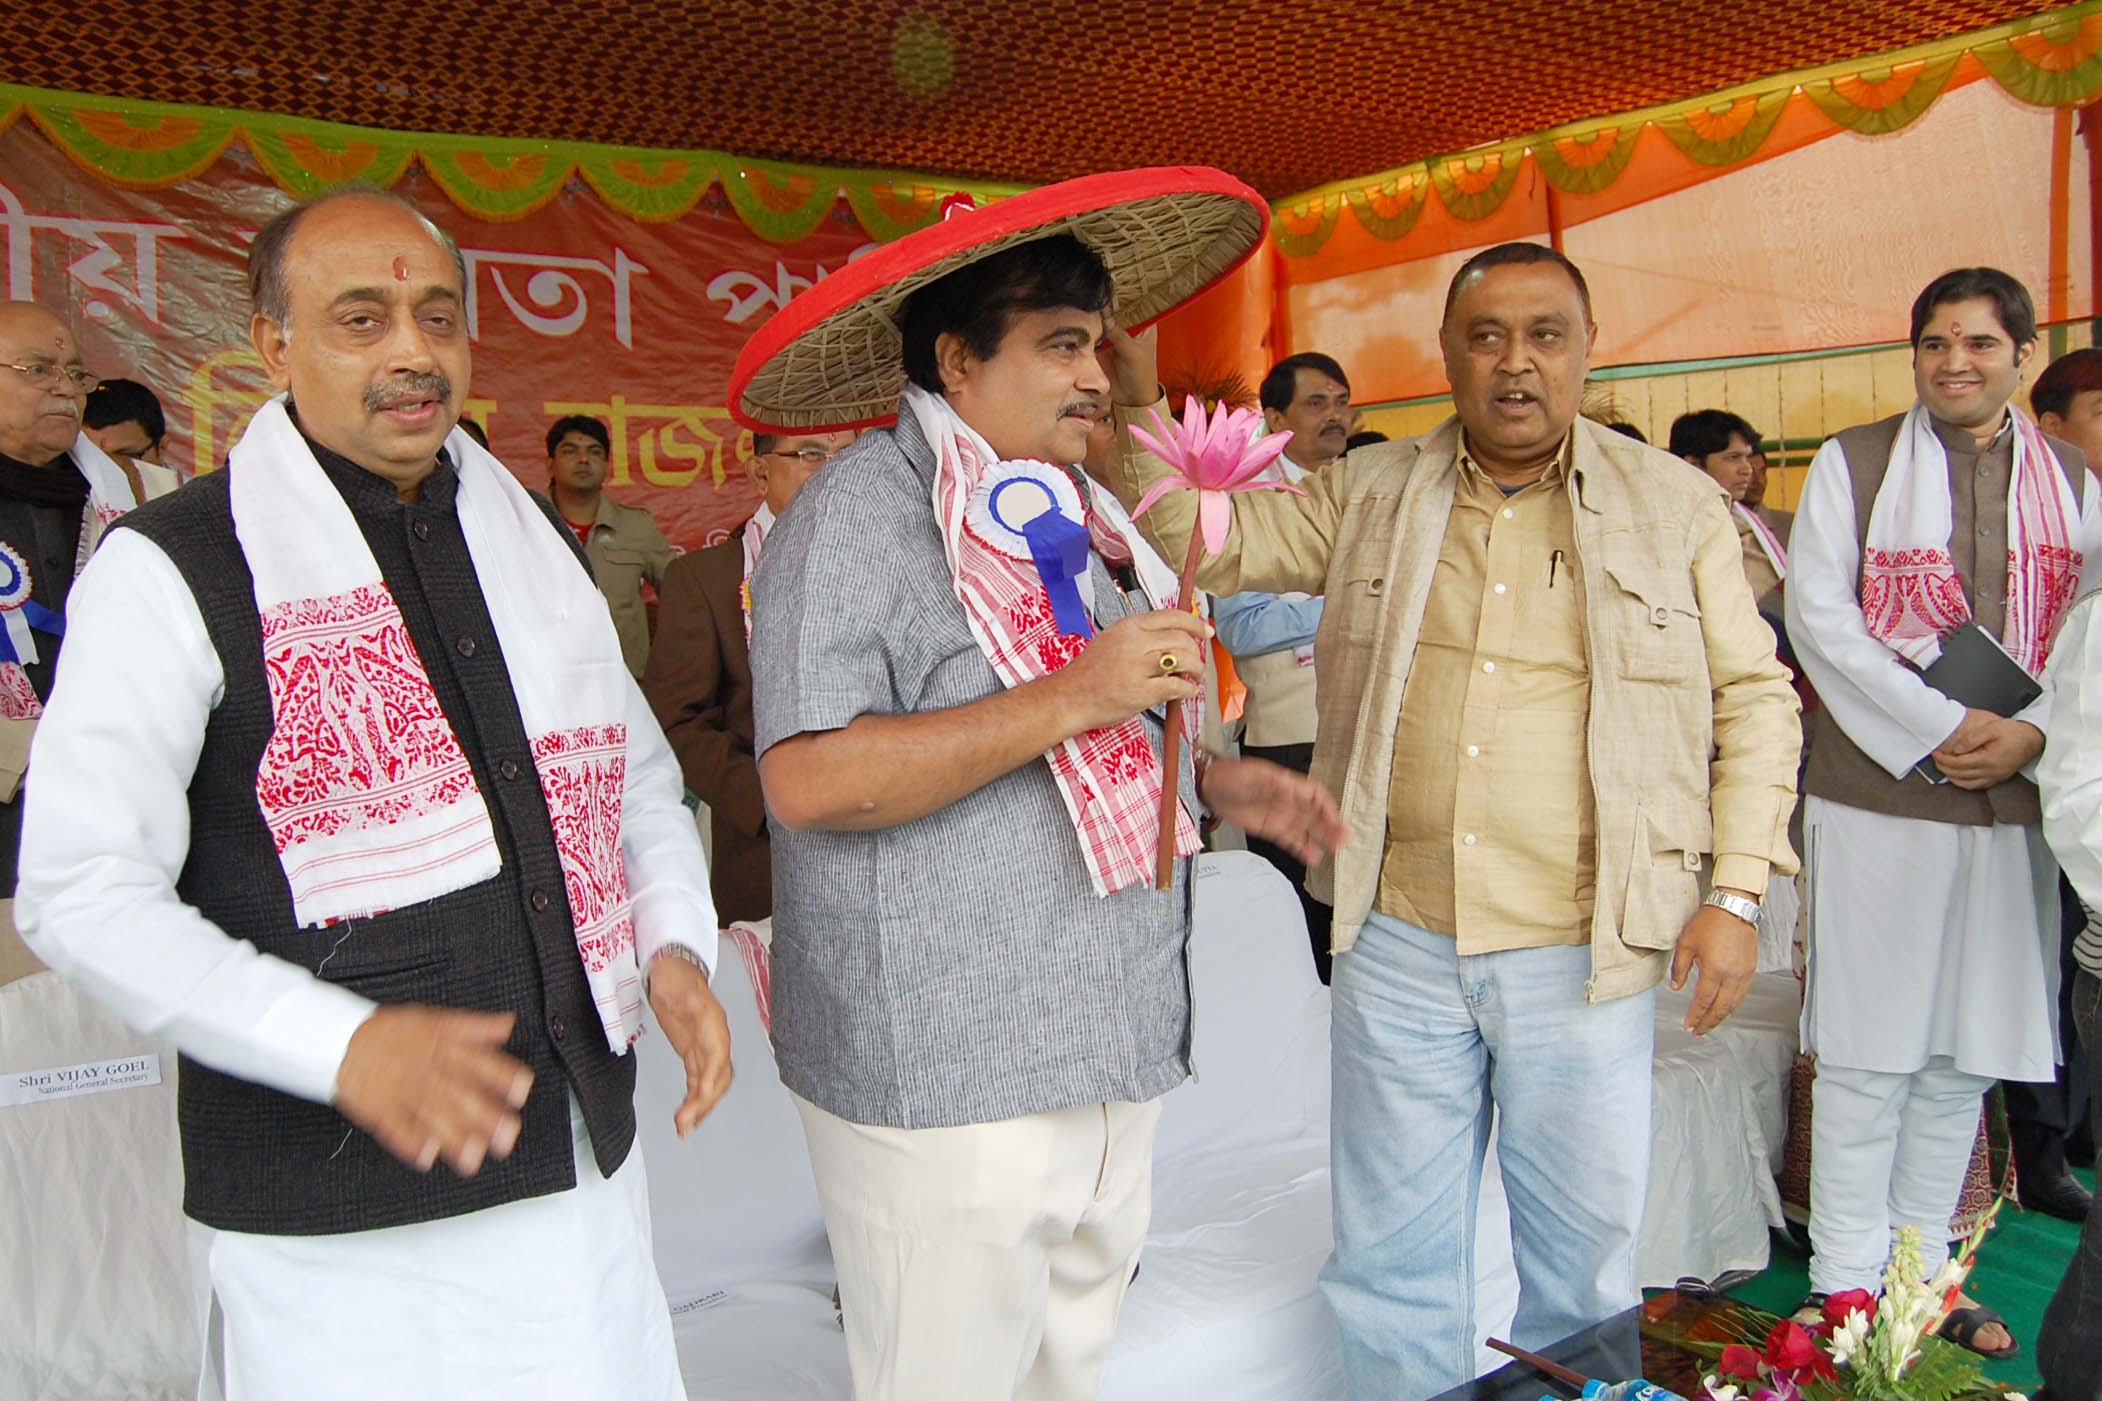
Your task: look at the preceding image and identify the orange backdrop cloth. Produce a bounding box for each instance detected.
[0,122,878,552]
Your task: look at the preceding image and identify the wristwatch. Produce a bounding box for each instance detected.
[1703,888,1763,926]
[1192,746,1220,832]
[646,942,709,995]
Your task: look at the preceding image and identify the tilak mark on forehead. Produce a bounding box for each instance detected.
[393,256,410,282]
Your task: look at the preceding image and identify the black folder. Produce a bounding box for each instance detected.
[1913,621,2043,783]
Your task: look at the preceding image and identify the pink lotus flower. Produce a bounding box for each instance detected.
[1128,396,1300,557]
[1125,394,1302,893]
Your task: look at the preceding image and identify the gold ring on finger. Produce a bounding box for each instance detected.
[1159,652,1180,673]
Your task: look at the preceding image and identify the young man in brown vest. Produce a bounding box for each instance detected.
[1785,267,2102,1359]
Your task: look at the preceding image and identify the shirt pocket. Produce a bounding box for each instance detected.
[594,542,650,593]
[1620,800,1711,951]
[1601,560,1702,685]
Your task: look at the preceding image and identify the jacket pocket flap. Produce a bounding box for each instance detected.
[1622,802,1710,952]
[1644,802,1714,856]
[1603,561,1700,620]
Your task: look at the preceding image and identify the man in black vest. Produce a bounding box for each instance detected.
[0,300,135,986]
[18,191,728,1398]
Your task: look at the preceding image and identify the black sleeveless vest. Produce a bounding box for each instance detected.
[117,450,636,1235]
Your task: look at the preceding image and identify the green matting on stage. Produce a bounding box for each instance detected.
[1703,1168,2094,1391]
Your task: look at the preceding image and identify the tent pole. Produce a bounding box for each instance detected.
[2051,105,2072,359]
[2083,99,2102,344]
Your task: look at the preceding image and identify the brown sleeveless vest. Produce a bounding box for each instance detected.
[1801,411,2086,828]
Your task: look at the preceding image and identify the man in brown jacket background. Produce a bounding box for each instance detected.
[644,429,850,921]
[1098,243,1802,1400]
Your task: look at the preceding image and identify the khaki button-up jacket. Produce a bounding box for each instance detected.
[1102,408,1801,1002]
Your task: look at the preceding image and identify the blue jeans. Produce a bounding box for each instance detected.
[1320,912,1656,1401]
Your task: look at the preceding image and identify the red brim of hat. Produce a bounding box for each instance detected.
[728,165,1268,434]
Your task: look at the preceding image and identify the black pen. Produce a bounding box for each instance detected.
[1548,549,1563,589]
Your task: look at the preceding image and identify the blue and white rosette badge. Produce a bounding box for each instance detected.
[0,541,61,666]
[966,461,1095,638]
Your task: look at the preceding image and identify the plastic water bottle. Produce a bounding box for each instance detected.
[1577,1381,1688,1401]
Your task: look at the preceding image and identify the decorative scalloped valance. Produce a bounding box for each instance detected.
[0,83,1021,241]
[1270,6,2102,261]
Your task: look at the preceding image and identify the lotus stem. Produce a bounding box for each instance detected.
[1486,1338,1591,1391]
[1155,526,1207,891]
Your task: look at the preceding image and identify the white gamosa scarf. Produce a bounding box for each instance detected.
[231,399,642,1052]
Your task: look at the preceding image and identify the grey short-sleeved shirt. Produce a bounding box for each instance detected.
[750,408,1195,1129]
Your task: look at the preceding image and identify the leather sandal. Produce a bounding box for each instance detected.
[1937,1304,2020,1360]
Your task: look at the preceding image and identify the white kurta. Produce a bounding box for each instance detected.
[1800,794,2059,1080]
[2040,590,2102,967]
[1783,421,2102,1082]
[15,528,719,1397]
[193,1099,684,1401]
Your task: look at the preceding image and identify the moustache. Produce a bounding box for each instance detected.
[362,372,453,414]
[1061,398,1108,424]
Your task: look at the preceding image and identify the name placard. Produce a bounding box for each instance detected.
[0,1053,162,1108]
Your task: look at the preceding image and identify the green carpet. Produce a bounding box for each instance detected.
[1708,1168,2093,1391]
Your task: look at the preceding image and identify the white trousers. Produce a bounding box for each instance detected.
[1807,1057,1993,1294]
[794,1093,1161,1401]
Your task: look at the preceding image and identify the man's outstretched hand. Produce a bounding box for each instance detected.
[335,1005,533,1177]
[1198,755,1348,867]
[647,951,734,1138]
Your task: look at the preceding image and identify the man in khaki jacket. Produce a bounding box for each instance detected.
[1215,351,1353,983]
[1099,243,1801,1400]
[546,413,676,677]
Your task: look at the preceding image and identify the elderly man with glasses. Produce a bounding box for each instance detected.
[0,300,139,987]
[643,429,853,921]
